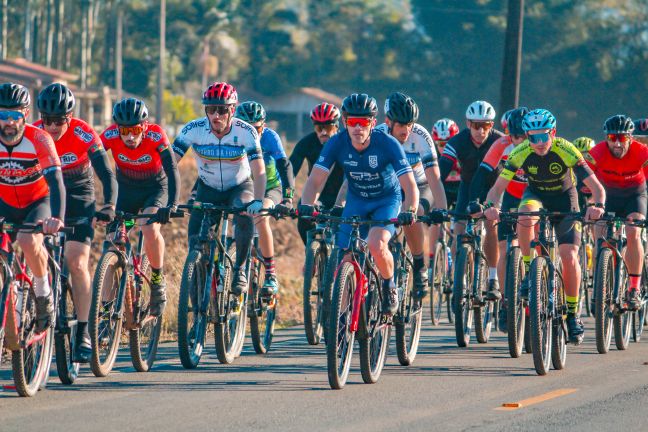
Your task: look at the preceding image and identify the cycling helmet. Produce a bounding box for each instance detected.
[37,83,75,116]
[384,92,419,124]
[0,82,30,109]
[202,81,238,105]
[500,109,514,134]
[465,100,496,121]
[432,118,459,141]
[235,101,266,123]
[341,93,378,117]
[573,137,595,153]
[603,114,634,134]
[112,98,149,126]
[310,103,340,125]
[507,107,530,136]
[633,118,648,136]
[522,109,556,132]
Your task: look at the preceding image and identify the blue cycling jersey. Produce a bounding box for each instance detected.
[314,129,412,199]
[260,127,287,190]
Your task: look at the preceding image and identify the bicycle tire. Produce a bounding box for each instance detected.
[359,267,390,383]
[326,261,355,390]
[250,259,277,354]
[215,242,246,364]
[633,260,648,342]
[550,270,567,370]
[613,247,631,350]
[303,241,326,345]
[395,253,422,366]
[579,242,591,317]
[89,250,123,377]
[505,246,525,358]
[594,248,614,354]
[429,242,446,326]
[529,256,552,375]
[54,281,79,384]
[523,314,532,353]
[474,255,493,344]
[177,249,208,369]
[453,244,474,347]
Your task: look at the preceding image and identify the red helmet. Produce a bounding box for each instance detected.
[310,102,340,125]
[202,81,238,105]
[432,118,459,141]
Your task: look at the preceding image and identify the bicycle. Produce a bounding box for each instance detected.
[176,203,247,368]
[633,240,648,342]
[324,214,395,389]
[89,211,166,377]
[579,223,594,317]
[593,214,646,353]
[0,220,72,396]
[427,220,453,326]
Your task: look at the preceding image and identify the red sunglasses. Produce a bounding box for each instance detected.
[346,117,372,128]
[607,133,630,143]
[118,124,145,136]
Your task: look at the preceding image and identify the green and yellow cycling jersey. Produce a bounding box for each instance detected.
[500,137,593,194]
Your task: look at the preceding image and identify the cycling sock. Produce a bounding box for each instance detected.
[151,267,164,285]
[76,321,89,343]
[428,252,435,263]
[263,256,276,276]
[33,275,51,297]
[566,295,579,314]
[629,274,641,291]
[522,255,531,273]
[413,254,425,272]
[488,267,497,280]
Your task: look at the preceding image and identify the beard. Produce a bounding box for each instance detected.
[0,123,24,145]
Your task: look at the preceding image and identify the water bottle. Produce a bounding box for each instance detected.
[446,246,453,273]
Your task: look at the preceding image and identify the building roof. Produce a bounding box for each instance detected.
[0,58,78,86]
[237,86,342,114]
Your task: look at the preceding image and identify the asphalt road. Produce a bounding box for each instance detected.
[2,314,648,432]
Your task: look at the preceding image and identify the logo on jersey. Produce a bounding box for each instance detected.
[528,165,538,175]
[0,160,41,185]
[344,160,358,167]
[317,156,324,163]
[549,162,563,175]
[146,130,162,142]
[369,155,378,168]
[181,119,207,135]
[74,126,94,143]
[104,128,120,139]
[60,152,79,166]
[117,153,152,165]
[349,172,380,181]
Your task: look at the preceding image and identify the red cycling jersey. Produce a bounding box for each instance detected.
[34,117,103,183]
[101,123,170,182]
[0,124,60,208]
[585,139,648,196]
[480,135,527,199]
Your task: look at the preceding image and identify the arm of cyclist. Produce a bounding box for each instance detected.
[88,146,117,222]
[246,158,268,215]
[288,138,307,176]
[425,165,447,210]
[156,147,181,224]
[398,172,419,226]
[483,176,510,221]
[276,156,295,207]
[582,174,606,221]
[334,176,348,207]
[43,167,66,234]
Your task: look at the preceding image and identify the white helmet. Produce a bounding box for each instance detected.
[465,100,496,121]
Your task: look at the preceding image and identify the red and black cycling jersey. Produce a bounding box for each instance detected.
[585,139,648,196]
[439,128,504,184]
[0,124,61,209]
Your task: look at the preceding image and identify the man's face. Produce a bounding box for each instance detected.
[510,133,526,146]
[119,123,146,149]
[346,116,375,146]
[205,104,234,134]
[251,121,265,136]
[41,114,71,141]
[387,118,414,144]
[467,120,493,144]
[0,108,28,145]
[606,133,631,158]
[314,123,338,144]
[528,129,554,156]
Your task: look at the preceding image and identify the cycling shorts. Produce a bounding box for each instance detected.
[65,182,96,245]
[498,191,521,242]
[336,192,400,249]
[0,197,50,241]
[519,188,581,245]
[116,180,168,214]
[605,191,647,218]
[264,186,282,206]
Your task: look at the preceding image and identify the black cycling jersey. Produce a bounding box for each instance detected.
[290,132,344,202]
[439,128,504,184]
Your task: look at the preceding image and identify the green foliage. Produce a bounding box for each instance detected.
[163,90,199,126]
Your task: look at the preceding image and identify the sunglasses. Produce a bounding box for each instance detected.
[528,132,551,144]
[607,133,630,143]
[471,121,493,130]
[314,124,337,134]
[346,117,372,128]
[205,105,231,116]
[118,124,145,136]
[42,116,69,126]
[0,110,25,121]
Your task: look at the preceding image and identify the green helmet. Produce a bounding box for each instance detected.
[573,136,595,153]
[235,101,266,124]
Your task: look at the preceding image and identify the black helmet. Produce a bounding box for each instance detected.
[341,93,378,117]
[384,92,419,124]
[112,98,149,126]
[632,118,648,137]
[37,83,75,116]
[0,82,30,109]
[507,106,530,136]
[603,114,634,134]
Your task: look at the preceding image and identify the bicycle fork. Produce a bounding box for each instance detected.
[349,260,367,333]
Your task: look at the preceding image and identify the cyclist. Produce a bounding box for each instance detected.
[376,92,447,299]
[173,82,267,296]
[0,82,65,333]
[290,102,345,245]
[584,115,648,311]
[633,118,648,145]
[299,93,418,315]
[234,100,295,297]
[432,118,460,208]
[100,98,180,317]
[483,108,606,344]
[468,106,529,331]
[34,83,117,361]
[439,100,504,300]
[573,137,596,214]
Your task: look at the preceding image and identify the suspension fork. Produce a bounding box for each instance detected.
[349,258,367,333]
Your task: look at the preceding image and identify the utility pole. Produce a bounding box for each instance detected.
[157,0,166,125]
[46,0,54,67]
[116,0,123,101]
[499,0,524,113]
[24,0,32,61]
[0,0,7,60]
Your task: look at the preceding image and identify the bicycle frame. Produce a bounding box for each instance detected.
[595,217,632,311]
[457,217,488,303]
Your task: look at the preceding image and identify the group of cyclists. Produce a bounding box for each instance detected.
[2,76,648,393]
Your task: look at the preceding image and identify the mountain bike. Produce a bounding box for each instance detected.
[427,218,453,326]
[579,223,594,317]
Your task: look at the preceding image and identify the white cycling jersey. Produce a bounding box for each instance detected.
[173,117,262,190]
[375,122,438,185]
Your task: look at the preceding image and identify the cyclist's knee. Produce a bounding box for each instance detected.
[16,232,41,254]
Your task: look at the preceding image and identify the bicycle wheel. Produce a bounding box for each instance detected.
[505,246,525,358]
[89,250,123,377]
[594,248,614,354]
[578,241,591,317]
[12,277,55,397]
[453,244,474,347]
[529,256,552,376]
[523,313,532,353]
[633,261,648,342]
[551,271,567,370]
[303,241,326,345]
[359,268,391,383]
[474,255,493,344]
[54,279,79,384]
[395,253,422,366]
[326,261,355,389]
[129,254,162,372]
[613,248,631,351]
[320,246,340,342]
[177,249,208,369]
[250,259,277,354]
[429,242,446,326]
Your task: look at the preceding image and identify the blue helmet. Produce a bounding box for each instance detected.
[522,109,556,132]
[508,107,530,136]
